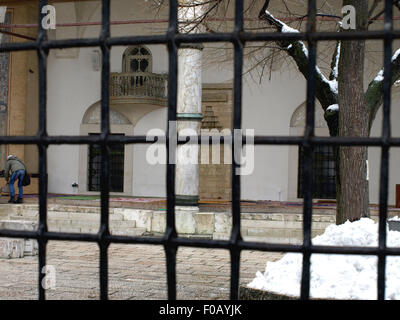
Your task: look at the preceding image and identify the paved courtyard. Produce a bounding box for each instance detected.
[0,241,283,300]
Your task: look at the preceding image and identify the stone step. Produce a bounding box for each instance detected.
[213,226,327,244]
[109,227,147,236]
[0,220,38,259]
[0,206,18,217]
[8,215,36,222]
[12,204,102,215]
[0,220,37,231]
[9,210,124,219]
[48,226,146,236]
[61,212,124,221]
[8,211,126,222]
[0,204,128,217]
[1,203,397,248]
[48,205,101,214]
[46,219,137,230]
[5,217,138,236]
[0,238,25,259]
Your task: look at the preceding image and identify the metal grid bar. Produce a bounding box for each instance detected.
[0,0,397,301]
[7,29,400,54]
[3,135,400,147]
[165,0,178,301]
[377,0,393,301]
[299,0,316,300]
[229,0,244,300]
[37,0,49,301]
[99,0,111,300]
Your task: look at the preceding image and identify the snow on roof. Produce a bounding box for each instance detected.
[248,218,400,300]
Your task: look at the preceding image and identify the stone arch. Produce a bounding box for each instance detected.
[290,101,327,128]
[82,101,132,125]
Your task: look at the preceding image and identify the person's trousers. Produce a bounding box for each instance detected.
[9,169,25,199]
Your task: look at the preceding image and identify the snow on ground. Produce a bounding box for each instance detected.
[248,218,400,300]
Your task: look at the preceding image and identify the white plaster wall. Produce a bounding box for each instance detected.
[240,72,306,201]
[369,103,400,205]
[202,58,306,201]
[47,47,101,194]
[132,108,167,197]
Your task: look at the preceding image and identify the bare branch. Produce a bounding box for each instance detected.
[178,0,220,8]
[369,8,385,24]
[329,41,341,81]
[365,48,400,131]
[368,0,382,17]
[368,0,400,25]
[258,6,338,110]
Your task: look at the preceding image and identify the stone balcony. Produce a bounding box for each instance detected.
[110,72,168,106]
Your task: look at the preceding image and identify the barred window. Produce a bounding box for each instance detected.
[88,133,124,193]
[122,45,152,73]
[298,145,336,199]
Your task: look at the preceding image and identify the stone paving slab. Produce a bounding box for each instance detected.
[0,241,283,300]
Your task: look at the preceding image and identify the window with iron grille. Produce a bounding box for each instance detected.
[298,145,336,199]
[122,45,152,73]
[88,133,124,193]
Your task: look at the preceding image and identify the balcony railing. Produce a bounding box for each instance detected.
[110,72,168,100]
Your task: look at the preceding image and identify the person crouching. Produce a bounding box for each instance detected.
[5,155,26,204]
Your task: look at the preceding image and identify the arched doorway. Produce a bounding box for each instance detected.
[78,102,134,195]
[287,102,336,200]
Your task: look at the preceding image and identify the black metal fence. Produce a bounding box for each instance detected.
[0,0,400,301]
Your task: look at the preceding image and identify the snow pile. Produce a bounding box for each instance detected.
[248,218,400,300]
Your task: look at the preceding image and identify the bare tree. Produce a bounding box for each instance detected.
[151,0,400,224]
[337,0,370,224]
[259,0,400,224]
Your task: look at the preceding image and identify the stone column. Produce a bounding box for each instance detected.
[176,1,204,206]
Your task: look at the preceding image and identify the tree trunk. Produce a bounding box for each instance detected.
[336,0,370,224]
